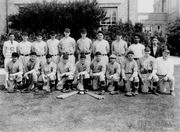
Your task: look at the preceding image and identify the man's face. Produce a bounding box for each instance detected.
[116,35,122,40]
[144,51,150,57]
[96,55,101,62]
[63,58,68,64]
[80,58,86,64]
[46,57,52,63]
[12,57,18,62]
[64,32,70,37]
[97,33,103,40]
[9,35,15,41]
[134,36,140,44]
[110,58,116,63]
[81,33,87,38]
[30,55,36,62]
[51,35,56,39]
[163,52,170,59]
[37,36,42,42]
[22,35,28,41]
[152,38,158,45]
[127,54,134,61]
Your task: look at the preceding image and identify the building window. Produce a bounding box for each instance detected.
[100,7,117,30]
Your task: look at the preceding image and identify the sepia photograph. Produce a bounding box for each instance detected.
[0,0,179,131]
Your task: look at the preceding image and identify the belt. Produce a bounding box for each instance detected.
[134,58,139,60]
[50,54,59,56]
[62,53,73,55]
[20,54,29,56]
[141,70,152,74]
[101,54,107,56]
[80,52,90,55]
[37,54,45,57]
[125,73,132,74]
[157,74,166,77]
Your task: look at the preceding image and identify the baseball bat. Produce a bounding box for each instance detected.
[57,91,78,99]
[86,91,105,100]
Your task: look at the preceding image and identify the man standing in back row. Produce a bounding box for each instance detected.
[59,28,76,65]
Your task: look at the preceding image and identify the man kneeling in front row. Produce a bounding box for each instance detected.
[6,52,23,93]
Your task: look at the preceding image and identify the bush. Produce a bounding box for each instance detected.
[8,0,106,40]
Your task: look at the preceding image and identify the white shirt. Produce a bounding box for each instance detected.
[59,37,76,54]
[112,39,127,55]
[47,39,60,55]
[93,39,109,54]
[128,43,145,58]
[77,37,92,53]
[3,40,18,58]
[32,41,47,55]
[156,57,174,77]
[153,45,158,55]
[17,41,32,55]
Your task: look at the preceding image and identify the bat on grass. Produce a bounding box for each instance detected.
[57,91,78,99]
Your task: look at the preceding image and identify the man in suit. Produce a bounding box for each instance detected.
[150,37,163,58]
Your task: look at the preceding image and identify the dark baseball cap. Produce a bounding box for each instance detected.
[30,52,37,56]
[144,47,150,52]
[9,32,14,36]
[80,29,87,34]
[64,28,70,33]
[63,54,69,59]
[12,52,19,57]
[36,32,42,36]
[22,32,28,36]
[80,54,86,59]
[46,54,52,58]
[50,31,56,36]
[95,52,101,56]
[127,50,134,55]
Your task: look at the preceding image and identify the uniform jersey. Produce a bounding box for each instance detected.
[3,40,18,58]
[90,59,106,74]
[106,62,121,76]
[139,56,157,73]
[128,43,145,58]
[47,39,60,55]
[6,60,23,74]
[57,61,75,74]
[92,39,109,54]
[122,58,138,74]
[31,41,47,55]
[77,37,92,53]
[74,60,90,75]
[111,39,127,56]
[17,41,32,55]
[41,61,57,75]
[59,37,76,54]
[24,59,40,72]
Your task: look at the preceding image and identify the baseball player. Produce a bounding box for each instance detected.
[76,29,92,62]
[31,32,47,67]
[3,33,18,69]
[106,54,121,95]
[138,47,159,95]
[111,32,127,64]
[128,35,145,61]
[90,52,106,95]
[156,49,175,96]
[23,52,40,93]
[73,54,91,91]
[17,32,32,66]
[5,52,23,93]
[38,54,57,92]
[57,54,75,93]
[92,31,110,65]
[46,31,60,64]
[59,28,76,65]
[121,51,139,96]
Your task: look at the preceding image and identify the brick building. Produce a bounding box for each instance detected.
[0,0,138,35]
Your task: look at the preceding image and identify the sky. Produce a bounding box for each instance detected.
[138,0,154,13]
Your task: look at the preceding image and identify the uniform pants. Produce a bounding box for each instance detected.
[107,74,120,92]
[92,74,105,90]
[157,75,175,92]
[7,75,22,91]
[124,74,139,92]
[56,74,74,90]
[4,57,11,69]
[141,73,159,93]
[19,55,30,66]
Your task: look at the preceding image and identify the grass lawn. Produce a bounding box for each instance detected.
[0,65,180,132]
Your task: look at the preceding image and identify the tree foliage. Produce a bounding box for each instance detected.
[8,0,106,40]
[167,18,180,56]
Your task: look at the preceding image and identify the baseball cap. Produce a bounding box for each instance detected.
[22,32,28,36]
[12,52,19,58]
[116,31,123,36]
[63,54,69,59]
[9,32,14,36]
[46,54,52,58]
[64,28,70,33]
[144,47,150,52]
[95,52,101,56]
[36,32,42,36]
[80,28,87,34]
[30,52,37,56]
[50,31,56,36]
[110,54,116,59]
[163,49,170,53]
[127,50,134,55]
[80,54,86,59]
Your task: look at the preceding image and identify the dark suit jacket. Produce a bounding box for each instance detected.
[150,45,163,58]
